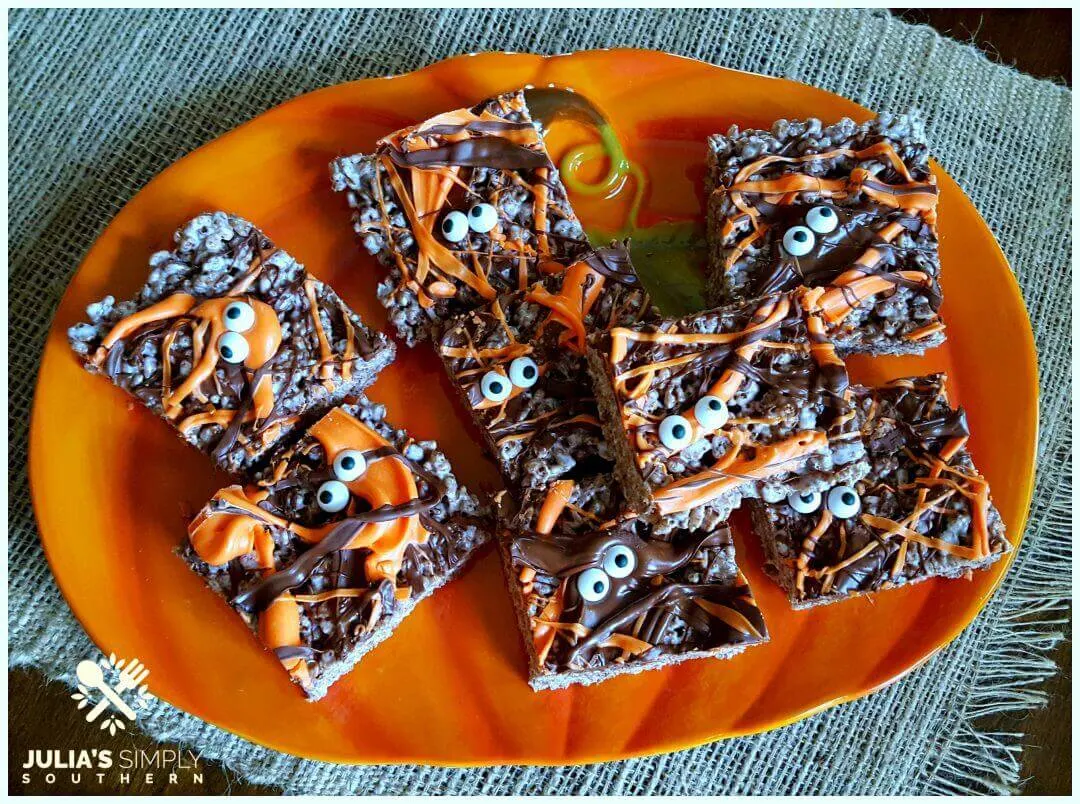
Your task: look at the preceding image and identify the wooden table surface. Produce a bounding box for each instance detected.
[9,9,1071,796]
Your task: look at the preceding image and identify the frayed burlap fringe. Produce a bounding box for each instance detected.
[9,7,1071,795]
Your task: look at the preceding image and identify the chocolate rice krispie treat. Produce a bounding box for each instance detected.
[499,475,768,690]
[588,289,869,522]
[68,212,395,477]
[330,90,590,346]
[750,374,1010,608]
[183,396,491,700]
[705,113,944,355]
[437,245,656,490]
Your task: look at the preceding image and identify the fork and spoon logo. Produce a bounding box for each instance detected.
[71,654,153,736]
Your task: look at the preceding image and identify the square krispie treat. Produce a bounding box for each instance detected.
[499,475,768,690]
[588,289,869,522]
[437,245,656,490]
[68,212,395,477]
[749,374,1010,608]
[705,113,944,355]
[183,396,491,700]
[331,90,590,346]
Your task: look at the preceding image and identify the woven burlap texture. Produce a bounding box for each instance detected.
[9,7,1071,795]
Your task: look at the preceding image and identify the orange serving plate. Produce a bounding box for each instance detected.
[30,50,1037,765]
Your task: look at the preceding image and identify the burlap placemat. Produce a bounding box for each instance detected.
[9,8,1071,795]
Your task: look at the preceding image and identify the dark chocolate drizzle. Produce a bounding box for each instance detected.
[230,452,445,614]
[511,505,764,669]
[513,525,723,580]
[771,375,1004,601]
[581,242,642,286]
[738,195,941,313]
[564,582,762,667]
[906,406,969,444]
[420,120,535,137]
[384,136,550,171]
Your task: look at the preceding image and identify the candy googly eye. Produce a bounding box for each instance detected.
[217,331,249,364]
[827,485,861,518]
[507,356,539,388]
[805,205,839,234]
[223,300,256,332]
[440,210,469,242]
[480,370,512,403]
[602,545,637,579]
[467,202,498,233]
[787,490,822,514]
[576,568,610,602]
[332,449,367,482]
[316,480,350,513]
[658,414,693,451]
[694,395,730,430]
[782,225,815,257]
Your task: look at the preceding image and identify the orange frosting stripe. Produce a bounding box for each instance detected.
[598,632,653,662]
[692,597,765,640]
[794,507,834,594]
[258,594,309,683]
[189,409,429,585]
[526,259,606,354]
[308,408,427,583]
[96,293,197,353]
[904,321,946,342]
[379,156,497,301]
[653,430,827,516]
[814,271,932,324]
[525,479,576,662]
[96,291,284,452]
[373,104,558,305]
[720,140,941,324]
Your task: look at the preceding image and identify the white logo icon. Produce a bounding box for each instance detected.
[71,654,153,736]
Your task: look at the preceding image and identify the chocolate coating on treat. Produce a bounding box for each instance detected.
[705,113,944,355]
[751,374,1010,607]
[588,289,867,521]
[505,475,767,678]
[330,90,590,346]
[183,396,490,698]
[438,246,656,490]
[67,212,394,476]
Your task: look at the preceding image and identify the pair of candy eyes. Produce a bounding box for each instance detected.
[575,545,638,603]
[781,205,839,257]
[657,396,730,450]
[479,356,539,402]
[787,485,861,518]
[441,203,498,242]
[217,301,257,364]
[315,450,369,513]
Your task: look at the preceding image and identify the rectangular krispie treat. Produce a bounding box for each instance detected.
[437,244,656,490]
[330,89,590,346]
[705,113,944,355]
[498,475,768,690]
[588,289,869,522]
[68,212,395,477]
[183,395,491,700]
[749,374,1010,608]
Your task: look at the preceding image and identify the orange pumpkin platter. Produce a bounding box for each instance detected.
[30,50,1037,765]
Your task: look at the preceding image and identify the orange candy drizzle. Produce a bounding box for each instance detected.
[91,253,360,458]
[524,479,575,666]
[371,98,568,309]
[793,386,999,596]
[607,293,840,511]
[188,407,431,684]
[718,140,940,324]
